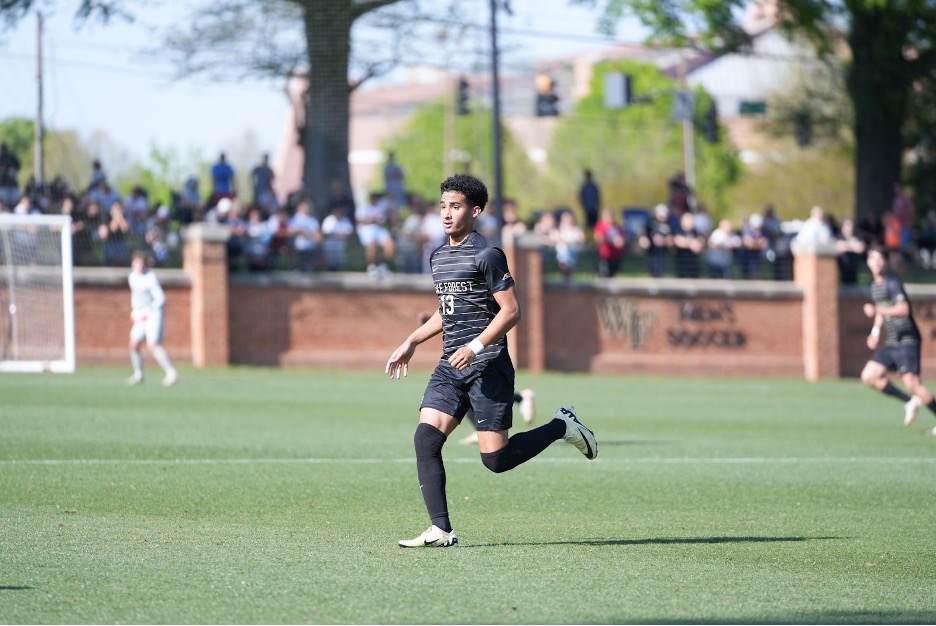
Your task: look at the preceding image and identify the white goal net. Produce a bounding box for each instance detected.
[0,213,75,373]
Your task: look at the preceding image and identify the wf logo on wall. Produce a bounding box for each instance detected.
[597,297,655,348]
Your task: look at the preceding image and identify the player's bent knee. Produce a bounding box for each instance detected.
[480,448,513,473]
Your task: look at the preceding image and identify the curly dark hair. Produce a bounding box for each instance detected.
[440,174,488,212]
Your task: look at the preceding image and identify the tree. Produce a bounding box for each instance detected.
[576,0,936,222]
[161,0,433,214]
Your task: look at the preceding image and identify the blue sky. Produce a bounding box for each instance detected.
[0,0,644,167]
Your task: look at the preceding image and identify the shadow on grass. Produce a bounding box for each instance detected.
[471,535,841,548]
[0,586,34,591]
[639,610,936,624]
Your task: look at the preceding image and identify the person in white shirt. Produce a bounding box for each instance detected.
[288,199,323,271]
[127,251,178,386]
[355,190,396,278]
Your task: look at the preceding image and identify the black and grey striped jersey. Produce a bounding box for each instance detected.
[430,230,515,362]
[870,273,920,346]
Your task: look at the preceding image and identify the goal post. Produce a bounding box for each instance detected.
[0,213,76,373]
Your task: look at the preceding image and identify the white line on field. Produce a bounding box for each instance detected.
[1,457,936,466]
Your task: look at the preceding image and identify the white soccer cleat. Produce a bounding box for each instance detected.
[398,525,458,548]
[927,426,936,438]
[553,405,597,460]
[519,388,536,424]
[162,371,179,387]
[126,374,143,386]
[904,396,922,426]
[458,430,479,445]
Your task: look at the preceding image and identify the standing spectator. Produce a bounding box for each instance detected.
[693,203,714,238]
[288,199,323,272]
[858,211,885,249]
[500,198,528,245]
[578,169,600,230]
[740,213,769,279]
[125,185,150,237]
[706,218,740,278]
[554,210,585,282]
[891,182,915,252]
[918,211,936,269]
[593,207,626,278]
[639,204,674,278]
[0,143,21,206]
[145,205,173,266]
[836,217,867,285]
[90,180,121,212]
[667,171,692,216]
[251,153,278,213]
[210,153,236,205]
[321,203,354,271]
[74,200,104,266]
[795,205,833,246]
[243,207,273,272]
[534,211,558,263]
[100,201,131,267]
[356,190,395,279]
[673,211,704,278]
[126,251,178,387]
[177,177,202,224]
[383,151,406,212]
[88,159,107,192]
[396,195,428,274]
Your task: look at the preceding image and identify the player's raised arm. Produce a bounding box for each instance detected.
[385,309,443,379]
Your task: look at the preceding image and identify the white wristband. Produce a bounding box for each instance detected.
[468,338,485,355]
[871,327,880,337]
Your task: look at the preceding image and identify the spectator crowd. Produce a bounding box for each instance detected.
[0,142,930,286]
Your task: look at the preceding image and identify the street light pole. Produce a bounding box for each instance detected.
[489,0,504,240]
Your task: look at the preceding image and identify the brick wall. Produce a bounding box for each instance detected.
[66,234,936,379]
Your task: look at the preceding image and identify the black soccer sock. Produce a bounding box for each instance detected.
[513,392,523,404]
[882,382,912,402]
[480,419,565,473]
[927,399,936,415]
[413,423,452,533]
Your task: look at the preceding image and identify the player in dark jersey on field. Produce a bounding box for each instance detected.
[861,244,936,433]
[385,173,597,548]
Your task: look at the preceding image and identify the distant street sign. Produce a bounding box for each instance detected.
[671,89,694,122]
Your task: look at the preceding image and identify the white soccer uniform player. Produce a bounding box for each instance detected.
[127,256,178,386]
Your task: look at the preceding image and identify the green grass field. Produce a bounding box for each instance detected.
[3,366,936,624]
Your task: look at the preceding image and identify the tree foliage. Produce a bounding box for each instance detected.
[575,0,936,222]
[548,60,739,217]
[384,98,540,216]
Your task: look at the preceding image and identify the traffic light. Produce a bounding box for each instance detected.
[704,103,719,143]
[535,72,559,116]
[795,111,812,147]
[456,77,470,116]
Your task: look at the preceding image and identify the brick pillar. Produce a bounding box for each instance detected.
[506,233,546,372]
[793,240,840,380]
[183,223,230,367]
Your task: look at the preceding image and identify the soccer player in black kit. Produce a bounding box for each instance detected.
[385,173,597,548]
[861,245,936,433]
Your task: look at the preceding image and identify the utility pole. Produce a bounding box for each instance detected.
[34,11,44,186]
[489,0,504,241]
[678,55,695,210]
